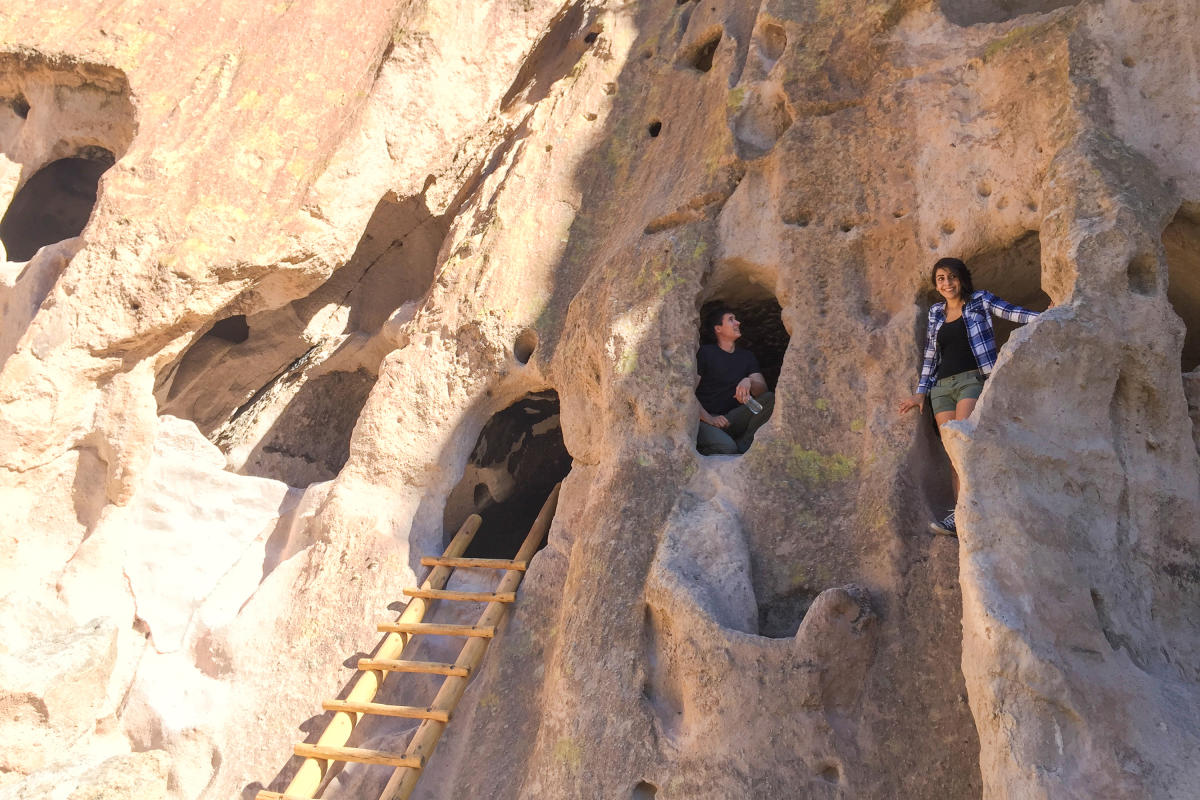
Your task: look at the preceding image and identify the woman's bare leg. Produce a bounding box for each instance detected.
[942,398,978,498]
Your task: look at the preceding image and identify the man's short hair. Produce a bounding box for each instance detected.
[703,305,734,338]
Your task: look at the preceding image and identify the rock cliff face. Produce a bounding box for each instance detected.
[1,1,1197,798]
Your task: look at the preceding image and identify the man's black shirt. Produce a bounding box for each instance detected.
[696,344,761,415]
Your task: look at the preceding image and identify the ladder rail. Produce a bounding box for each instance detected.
[378,482,561,800]
[271,513,483,799]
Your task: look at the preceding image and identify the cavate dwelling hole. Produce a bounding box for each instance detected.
[1164,204,1200,371]
[698,292,789,391]
[442,391,571,558]
[817,762,842,784]
[682,28,722,73]
[757,585,819,638]
[632,781,659,799]
[965,230,1052,352]
[757,22,787,65]
[647,120,662,138]
[239,368,377,486]
[208,314,249,344]
[7,94,29,119]
[0,151,115,261]
[514,328,539,364]
[939,0,1080,26]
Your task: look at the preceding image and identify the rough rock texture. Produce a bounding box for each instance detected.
[0,1,1197,799]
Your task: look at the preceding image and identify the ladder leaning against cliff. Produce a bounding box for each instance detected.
[256,483,560,800]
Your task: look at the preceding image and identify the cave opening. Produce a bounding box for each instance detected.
[208,314,250,344]
[697,294,788,390]
[1164,204,1200,372]
[964,230,1051,352]
[442,391,571,558]
[632,780,659,799]
[938,0,1081,27]
[0,151,114,261]
[683,29,722,73]
[694,264,789,457]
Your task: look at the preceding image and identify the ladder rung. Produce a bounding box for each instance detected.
[377,622,495,638]
[403,588,516,603]
[420,556,528,571]
[293,743,423,768]
[322,699,450,722]
[357,658,469,677]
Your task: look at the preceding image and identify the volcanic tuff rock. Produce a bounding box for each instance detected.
[0,0,1197,799]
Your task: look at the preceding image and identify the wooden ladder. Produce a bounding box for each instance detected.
[256,484,560,800]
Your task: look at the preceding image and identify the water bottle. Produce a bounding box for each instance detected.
[746,396,763,414]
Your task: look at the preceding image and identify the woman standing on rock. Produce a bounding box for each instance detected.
[898,257,1044,536]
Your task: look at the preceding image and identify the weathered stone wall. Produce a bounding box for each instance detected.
[0,1,1197,799]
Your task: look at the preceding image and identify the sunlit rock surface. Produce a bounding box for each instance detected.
[0,1,1197,798]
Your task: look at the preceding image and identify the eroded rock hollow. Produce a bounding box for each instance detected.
[1,1,1197,799]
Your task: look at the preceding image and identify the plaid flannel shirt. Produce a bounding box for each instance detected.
[916,290,1040,394]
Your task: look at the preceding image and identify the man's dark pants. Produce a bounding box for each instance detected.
[696,391,775,455]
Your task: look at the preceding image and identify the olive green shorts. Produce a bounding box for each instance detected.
[929,370,985,415]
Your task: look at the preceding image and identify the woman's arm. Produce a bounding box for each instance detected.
[980,290,1039,324]
[915,307,940,395]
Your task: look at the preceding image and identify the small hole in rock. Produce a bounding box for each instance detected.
[840,223,854,233]
[208,314,250,344]
[941,221,956,235]
[647,120,662,137]
[473,482,492,507]
[758,586,819,637]
[8,95,30,119]
[130,301,141,312]
[818,763,841,784]
[1122,56,1135,68]
[1128,253,1157,296]
[686,29,722,73]
[632,781,658,799]
[757,22,787,64]
[514,328,538,364]
[583,31,598,44]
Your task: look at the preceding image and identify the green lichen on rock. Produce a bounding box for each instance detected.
[787,445,857,483]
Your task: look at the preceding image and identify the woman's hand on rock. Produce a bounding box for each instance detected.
[898,394,924,414]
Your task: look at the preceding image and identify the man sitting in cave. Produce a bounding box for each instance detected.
[695,305,775,455]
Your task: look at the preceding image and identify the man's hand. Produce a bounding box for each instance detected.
[898,394,924,414]
[734,377,753,404]
[700,408,730,429]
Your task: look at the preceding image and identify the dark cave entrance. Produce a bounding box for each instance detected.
[965,230,1051,352]
[938,0,1080,26]
[442,391,571,558]
[695,267,790,456]
[699,294,789,391]
[0,151,114,261]
[1164,205,1200,373]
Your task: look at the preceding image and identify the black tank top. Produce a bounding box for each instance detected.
[936,317,977,379]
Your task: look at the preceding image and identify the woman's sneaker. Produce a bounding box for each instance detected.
[930,511,957,536]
